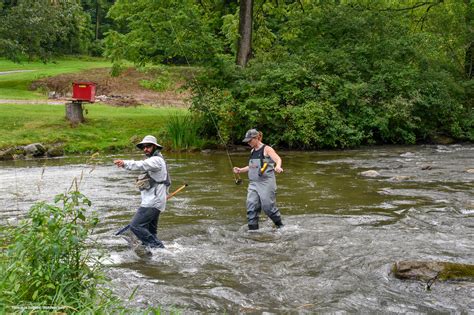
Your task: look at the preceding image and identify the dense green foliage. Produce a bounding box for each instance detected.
[0,191,113,312]
[188,2,473,148]
[104,0,223,65]
[102,0,473,148]
[0,0,91,62]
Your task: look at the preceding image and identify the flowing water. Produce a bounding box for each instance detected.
[1,144,473,313]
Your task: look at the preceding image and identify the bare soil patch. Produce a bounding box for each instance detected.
[30,67,191,107]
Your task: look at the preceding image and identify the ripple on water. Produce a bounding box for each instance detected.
[1,146,473,313]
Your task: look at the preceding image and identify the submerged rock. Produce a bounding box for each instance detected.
[360,170,380,177]
[392,261,474,282]
[389,175,411,182]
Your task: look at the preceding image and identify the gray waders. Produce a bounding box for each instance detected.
[246,145,283,230]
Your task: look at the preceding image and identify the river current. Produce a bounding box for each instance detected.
[0,144,473,313]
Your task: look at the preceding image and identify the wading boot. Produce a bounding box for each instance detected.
[248,224,259,231]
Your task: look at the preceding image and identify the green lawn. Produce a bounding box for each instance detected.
[0,57,112,99]
[0,104,187,153]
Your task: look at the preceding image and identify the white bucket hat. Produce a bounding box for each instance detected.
[136,135,163,150]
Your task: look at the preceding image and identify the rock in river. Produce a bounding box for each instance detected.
[392,261,474,282]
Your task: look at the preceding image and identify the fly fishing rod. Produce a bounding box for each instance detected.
[115,183,188,236]
[168,21,243,185]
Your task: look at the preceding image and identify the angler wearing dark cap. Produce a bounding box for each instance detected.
[233,129,284,230]
[114,135,170,249]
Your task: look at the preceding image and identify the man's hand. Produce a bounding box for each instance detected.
[114,159,125,168]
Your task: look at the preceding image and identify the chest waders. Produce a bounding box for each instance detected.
[246,145,283,230]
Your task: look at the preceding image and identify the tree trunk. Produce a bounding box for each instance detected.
[236,0,253,67]
[65,102,85,124]
[95,1,100,40]
[464,0,474,79]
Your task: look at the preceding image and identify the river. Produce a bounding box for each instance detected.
[0,144,473,313]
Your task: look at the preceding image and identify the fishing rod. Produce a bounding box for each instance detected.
[168,21,243,185]
[115,183,188,236]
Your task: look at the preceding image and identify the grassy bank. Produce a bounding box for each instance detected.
[0,103,193,153]
[0,57,112,99]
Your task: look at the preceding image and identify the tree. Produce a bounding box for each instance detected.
[236,0,253,67]
[0,0,90,62]
[81,0,116,41]
[191,1,473,147]
[463,0,474,79]
[104,0,222,65]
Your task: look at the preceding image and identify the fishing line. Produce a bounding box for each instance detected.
[168,21,243,185]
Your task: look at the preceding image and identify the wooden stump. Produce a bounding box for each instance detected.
[65,101,85,124]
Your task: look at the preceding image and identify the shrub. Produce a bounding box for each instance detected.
[190,4,473,148]
[164,113,204,150]
[0,191,115,313]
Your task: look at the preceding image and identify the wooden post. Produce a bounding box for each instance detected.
[65,101,85,124]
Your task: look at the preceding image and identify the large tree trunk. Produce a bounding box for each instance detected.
[236,0,253,67]
[65,102,85,124]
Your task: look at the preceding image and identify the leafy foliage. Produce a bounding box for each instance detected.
[163,113,205,151]
[104,0,223,65]
[190,3,473,148]
[0,191,115,312]
[0,0,91,62]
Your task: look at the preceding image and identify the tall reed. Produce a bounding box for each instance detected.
[165,113,203,151]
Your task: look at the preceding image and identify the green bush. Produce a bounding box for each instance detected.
[0,191,115,313]
[190,4,473,148]
[164,113,204,150]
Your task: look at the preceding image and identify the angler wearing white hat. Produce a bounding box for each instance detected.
[114,135,170,249]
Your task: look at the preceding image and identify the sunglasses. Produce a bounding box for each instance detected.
[142,144,154,149]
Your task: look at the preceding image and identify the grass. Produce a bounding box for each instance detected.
[0,57,112,99]
[0,57,206,153]
[0,104,189,153]
[165,113,205,151]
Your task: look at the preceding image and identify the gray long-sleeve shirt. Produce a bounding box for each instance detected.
[123,155,168,211]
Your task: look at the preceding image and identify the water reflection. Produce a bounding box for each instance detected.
[0,145,473,313]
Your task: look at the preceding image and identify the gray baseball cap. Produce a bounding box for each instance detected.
[242,129,259,142]
[136,135,163,149]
